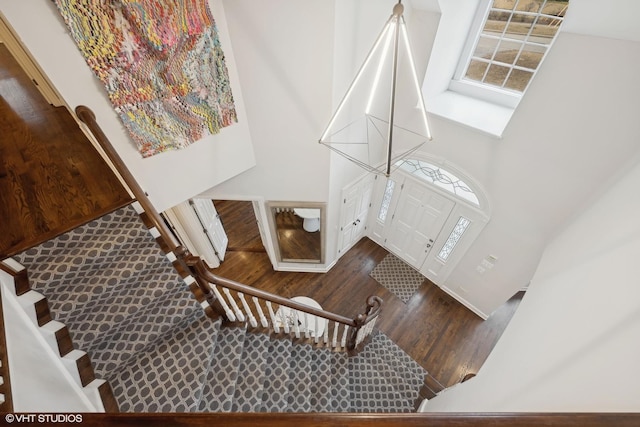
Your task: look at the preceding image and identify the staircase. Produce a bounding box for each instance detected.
[9,202,428,412]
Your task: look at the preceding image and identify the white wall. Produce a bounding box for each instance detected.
[1,276,97,412]
[200,0,334,203]
[0,0,255,213]
[420,151,640,412]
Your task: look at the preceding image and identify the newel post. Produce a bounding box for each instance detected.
[346,295,383,352]
[174,246,228,321]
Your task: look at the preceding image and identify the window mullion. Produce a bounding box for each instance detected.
[454,0,493,81]
[450,0,568,105]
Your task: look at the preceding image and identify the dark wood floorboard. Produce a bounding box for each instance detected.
[0,43,132,258]
[212,200,523,388]
[274,210,321,261]
[213,200,265,252]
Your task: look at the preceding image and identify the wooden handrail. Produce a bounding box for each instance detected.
[75,106,182,254]
[191,261,354,325]
[74,105,382,351]
[43,412,640,426]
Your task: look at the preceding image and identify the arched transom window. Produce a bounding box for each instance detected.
[395,159,480,206]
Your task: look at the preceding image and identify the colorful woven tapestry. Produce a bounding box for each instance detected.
[54,0,237,157]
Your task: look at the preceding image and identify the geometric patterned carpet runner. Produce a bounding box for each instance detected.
[13,203,428,412]
[370,254,427,303]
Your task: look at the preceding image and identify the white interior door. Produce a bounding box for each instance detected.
[385,179,454,268]
[192,199,228,262]
[338,175,375,255]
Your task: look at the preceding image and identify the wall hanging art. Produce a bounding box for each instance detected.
[54,0,237,158]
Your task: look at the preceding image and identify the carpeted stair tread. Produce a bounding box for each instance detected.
[355,344,417,409]
[17,248,183,318]
[284,343,314,412]
[231,332,271,412]
[260,337,293,412]
[47,271,192,346]
[24,243,174,289]
[57,252,183,313]
[198,325,247,412]
[109,312,220,412]
[309,346,333,412]
[350,352,414,412]
[13,205,156,273]
[368,332,428,402]
[330,351,350,412]
[12,204,186,320]
[78,277,197,345]
[85,297,202,378]
[348,355,412,413]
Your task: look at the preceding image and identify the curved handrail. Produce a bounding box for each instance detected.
[190,260,354,325]
[74,105,382,352]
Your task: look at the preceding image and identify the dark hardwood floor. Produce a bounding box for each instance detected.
[0,43,131,258]
[0,41,522,391]
[274,210,321,262]
[214,200,265,252]
[212,200,523,388]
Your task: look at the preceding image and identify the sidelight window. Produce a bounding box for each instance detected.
[378,179,395,222]
[438,217,471,262]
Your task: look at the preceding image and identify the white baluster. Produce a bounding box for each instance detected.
[223,288,245,322]
[314,316,320,344]
[267,301,280,333]
[253,297,269,328]
[341,325,349,348]
[332,322,339,348]
[323,319,329,345]
[292,310,301,339]
[302,311,310,339]
[356,320,374,347]
[239,293,257,328]
[211,285,236,322]
[279,305,290,334]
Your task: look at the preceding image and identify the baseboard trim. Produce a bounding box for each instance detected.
[439,286,489,320]
[274,259,337,274]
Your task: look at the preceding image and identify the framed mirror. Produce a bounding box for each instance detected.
[267,201,325,264]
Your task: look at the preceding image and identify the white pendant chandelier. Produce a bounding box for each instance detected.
[319,0,432,177]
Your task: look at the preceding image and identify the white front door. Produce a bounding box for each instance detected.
[384,178,454,269]
[192,199,228,262]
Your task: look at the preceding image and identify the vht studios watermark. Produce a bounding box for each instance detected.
[4,413,83,424]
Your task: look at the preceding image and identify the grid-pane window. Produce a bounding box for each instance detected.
[461,0,568,93]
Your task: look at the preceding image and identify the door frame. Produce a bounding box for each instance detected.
[163,196,275,269]
[367,155,490,285]
[0,12,64,106]
[382,175,456,269]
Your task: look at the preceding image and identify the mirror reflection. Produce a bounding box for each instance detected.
[268,202,324,264]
